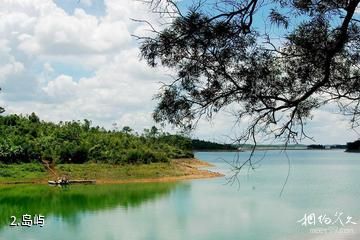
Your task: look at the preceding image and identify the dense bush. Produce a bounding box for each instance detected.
[0,113,193,164]
[191,139,237,151]
[346,140,360,152]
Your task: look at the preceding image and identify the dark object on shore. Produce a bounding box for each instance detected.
[48,179,96,185]
[346,140,360,152]
[307,144,325,150]
[51,176,69,185]
[48,176,69,185]
[48,176,96,185]
[48,180,67,185]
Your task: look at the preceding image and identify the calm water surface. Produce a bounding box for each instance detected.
[0,150,359,240]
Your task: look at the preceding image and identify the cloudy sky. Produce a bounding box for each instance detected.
[0,0,359,144]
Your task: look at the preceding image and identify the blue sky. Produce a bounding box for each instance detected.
[0,0,359,144]
[55,0,106,16]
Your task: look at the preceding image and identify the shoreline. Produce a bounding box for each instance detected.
[194,148,348,151]
[98,158,224,184]
[0,158,224,185]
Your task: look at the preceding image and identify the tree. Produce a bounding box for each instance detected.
[122,126,133,134]
[29,112,40,123]
[0,114,193,164]
[150,126,159,137]
[137,0,360,173]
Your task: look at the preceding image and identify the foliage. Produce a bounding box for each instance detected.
[0,163,47,179]
[138,0,360,145]
[0,113,193,164]
[307,144,325,149]
[192,139,237,151]
[137,0,360,179]
[346,140,360,152]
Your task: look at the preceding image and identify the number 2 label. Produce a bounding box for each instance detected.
[10,216,17,226]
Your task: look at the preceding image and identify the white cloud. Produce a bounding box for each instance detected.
[0,61,24,84]
[307,108,359,144]
[0,1,140,61]
[0,0,162,128]
[43,74,78,100]
[0,40,24,83]
[22,8,130,56]
[0,0,358,144]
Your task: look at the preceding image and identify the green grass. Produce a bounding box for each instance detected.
[0,163,48,182]
[56,162,185,180]
[0,162,188,183]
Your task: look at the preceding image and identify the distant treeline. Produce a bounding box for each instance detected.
[192,139,237,151]
[0,113,193,164]
[307,144,347,149]
[240,144,307,150]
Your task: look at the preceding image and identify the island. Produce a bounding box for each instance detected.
[0,113,222,184]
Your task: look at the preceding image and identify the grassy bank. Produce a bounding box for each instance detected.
[0,163,48,183]
[0,159,222,184]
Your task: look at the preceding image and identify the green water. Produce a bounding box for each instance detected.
[0,150,359,240]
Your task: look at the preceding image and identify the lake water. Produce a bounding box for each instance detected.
[0,150,359,240]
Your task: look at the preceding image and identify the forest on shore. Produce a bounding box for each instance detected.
[0,113,193,165]
[3,112,353,167]
[346,140,360,152]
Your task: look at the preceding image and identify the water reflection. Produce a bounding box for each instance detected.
[1,150,359,240]
[0,182,185,229]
